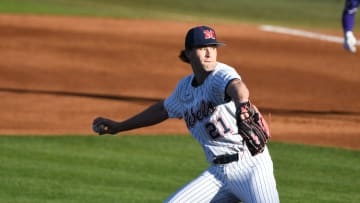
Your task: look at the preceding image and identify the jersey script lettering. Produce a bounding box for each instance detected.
[184,100,216,128]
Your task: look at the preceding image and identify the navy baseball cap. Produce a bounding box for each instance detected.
[185,26,225,49]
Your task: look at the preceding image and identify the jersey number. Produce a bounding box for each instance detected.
[205,118,231,139]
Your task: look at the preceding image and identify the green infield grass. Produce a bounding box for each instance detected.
[0,135,359,203]
[0,0,348,30]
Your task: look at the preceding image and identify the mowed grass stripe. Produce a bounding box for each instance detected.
[0,0,347,29]
[0,136,206,203]
[271,142,359,202]
[0,135,359,202]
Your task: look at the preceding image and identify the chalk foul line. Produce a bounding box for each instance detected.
[259,25,360,46]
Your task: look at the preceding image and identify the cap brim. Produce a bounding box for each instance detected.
[214,42,226,47]
[194,42,226,48]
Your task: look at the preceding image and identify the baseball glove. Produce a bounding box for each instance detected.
[236,101,270,156]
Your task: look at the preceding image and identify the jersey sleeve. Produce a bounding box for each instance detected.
[164,81,184,119]
[212,66,241,104]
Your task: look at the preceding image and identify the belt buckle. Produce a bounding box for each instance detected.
[217,155,228,164]
[213,154,237,164]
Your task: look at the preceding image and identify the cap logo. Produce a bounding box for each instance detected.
[203,30,215,40]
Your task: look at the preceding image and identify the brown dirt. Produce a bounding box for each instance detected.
[0,14,359,150]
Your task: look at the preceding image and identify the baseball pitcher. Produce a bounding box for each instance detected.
[93,26,279,203]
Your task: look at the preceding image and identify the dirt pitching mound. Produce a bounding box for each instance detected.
[0,14,359,150]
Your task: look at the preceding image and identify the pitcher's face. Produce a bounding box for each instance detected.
[189,45,218,72]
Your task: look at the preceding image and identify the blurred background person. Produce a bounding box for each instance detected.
[342,0,359,53]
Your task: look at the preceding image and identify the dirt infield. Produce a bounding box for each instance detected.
[0,14,359,150]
